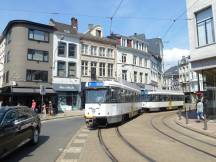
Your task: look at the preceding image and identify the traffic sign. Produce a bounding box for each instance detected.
[40,85,46,95]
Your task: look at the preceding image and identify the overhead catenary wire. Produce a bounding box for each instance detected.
[109,0,124,34]
[161,0,200,39]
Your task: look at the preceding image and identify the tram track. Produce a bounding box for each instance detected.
[162,113,216,147]
[98,128,118,162]
[98,126,155,162]
[150,112,216,159]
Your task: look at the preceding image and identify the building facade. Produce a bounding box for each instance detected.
[187,0,216,116]
[147,38,163,90]
[0,20,55,107]
[178,56,203,103]
[80,25,117,83]
[50,18,81,111]
[109,34,151,88]
[163,66,180,90]
[0,37,5,89]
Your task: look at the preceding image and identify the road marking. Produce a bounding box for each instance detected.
[73,139,86,144]
[65,147,82,153]
[59,159,78,162]
[81,129,90,133]
[77,133,88,137]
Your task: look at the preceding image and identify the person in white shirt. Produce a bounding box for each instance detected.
[196,99,204,120]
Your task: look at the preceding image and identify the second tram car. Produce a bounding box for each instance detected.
[141,90,184,111]
[84,81,142,128]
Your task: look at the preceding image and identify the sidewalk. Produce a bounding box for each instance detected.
[39,110,84,121]
[175,109,216,139]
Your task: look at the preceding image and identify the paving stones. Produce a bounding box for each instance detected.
[56,127,90,162]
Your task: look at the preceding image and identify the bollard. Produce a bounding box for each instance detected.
[203,114,208,130]
[178,108,182,120]
[185,111,189,124]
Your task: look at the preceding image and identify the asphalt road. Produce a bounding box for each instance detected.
[2,116,85,162]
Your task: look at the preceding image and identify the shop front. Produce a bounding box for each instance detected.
[53,83,81,112]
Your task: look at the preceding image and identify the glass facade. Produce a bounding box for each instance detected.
[57,92,80,112]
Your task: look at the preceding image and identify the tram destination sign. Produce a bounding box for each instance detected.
[87,82,104,87]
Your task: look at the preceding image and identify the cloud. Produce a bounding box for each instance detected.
[163,48,189,70]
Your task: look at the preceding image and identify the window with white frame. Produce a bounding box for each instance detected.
[90,46,97,56]
[68,62,76,78]
[196,7,215,47]
[140,72,143,83]
[81,61,88,76]
[99,47,105,57]
[108,64,113,78]
[107,48,113,58]
[145,73,148,83]
[134,71,137,83]
[99,63,105,77]
[68,43,76,58]
[58,42,66,57]
[122,54,127,63]
[133,56,137,65]
[57,61,66,77]
[122,70,127,80]
[81,44,88,54]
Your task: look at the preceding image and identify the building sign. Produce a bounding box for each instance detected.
[86,82,104,87]
[40,85,46,95]
[53,84,80,91]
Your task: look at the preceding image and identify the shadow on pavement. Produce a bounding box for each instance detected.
[1,135,49,162]
[182,109,197,119]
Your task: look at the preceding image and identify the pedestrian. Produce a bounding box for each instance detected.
[48,101,53,115]
[196,99,204,121]
[42,103,47,118]
[31,99,37,112]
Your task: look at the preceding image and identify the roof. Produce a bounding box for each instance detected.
[148,90,184,95]
[85,81,141,93]
[2,20,55,37]
[164,66,179,76]
[50,19,115,45]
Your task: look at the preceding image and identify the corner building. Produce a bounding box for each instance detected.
[187,0,216,117]
[0,20,55,107]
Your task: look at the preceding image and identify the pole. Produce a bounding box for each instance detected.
[41,94,44,108]
[203,114,208,130]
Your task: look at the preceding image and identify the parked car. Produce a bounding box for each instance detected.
[0,106,41,159]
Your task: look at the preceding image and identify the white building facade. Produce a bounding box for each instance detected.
[187,0,216,116]
[110,34,151,87]
[50,18,81,111]
[178,56,203,103]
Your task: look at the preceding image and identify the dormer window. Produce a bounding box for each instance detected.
[96,30,101,37]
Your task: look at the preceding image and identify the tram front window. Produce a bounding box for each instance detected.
[86,89,108,103]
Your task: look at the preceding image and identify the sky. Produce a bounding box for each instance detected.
[0,0,190,70]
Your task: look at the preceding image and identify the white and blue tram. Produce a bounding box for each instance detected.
[141,90,184,111]
[84,81,142,127]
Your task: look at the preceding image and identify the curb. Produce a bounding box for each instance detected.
[40,114,84,122]
[175,119,216,139]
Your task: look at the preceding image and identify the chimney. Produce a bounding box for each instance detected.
[71,17,78,33]
[88,24,94,30]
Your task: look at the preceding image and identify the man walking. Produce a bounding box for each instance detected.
[196,99,204,121]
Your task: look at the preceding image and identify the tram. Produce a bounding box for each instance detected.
[141,90,184,111]
[84,81,142,128]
